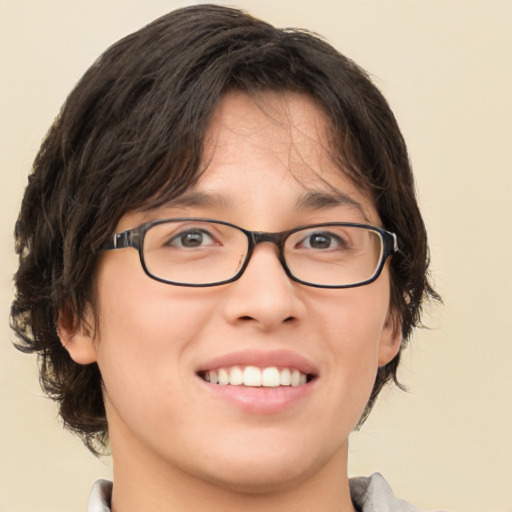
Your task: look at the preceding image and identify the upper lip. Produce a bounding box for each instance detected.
[196,349,318,376]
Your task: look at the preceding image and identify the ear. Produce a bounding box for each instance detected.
[378,308,402,367]
[57,304,98,365]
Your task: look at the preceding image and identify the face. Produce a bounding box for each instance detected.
[64,91,400,494]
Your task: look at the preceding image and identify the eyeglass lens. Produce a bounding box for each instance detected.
[141,220,384,287]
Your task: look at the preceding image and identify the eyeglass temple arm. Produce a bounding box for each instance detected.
[387,232,399,254]
[102,230,137,251]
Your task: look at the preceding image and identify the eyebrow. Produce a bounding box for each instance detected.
[160,191,230,209]
[159,189,370,222]
[295,190,371,222]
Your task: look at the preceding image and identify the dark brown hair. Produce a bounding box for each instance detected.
[11,4,439,453]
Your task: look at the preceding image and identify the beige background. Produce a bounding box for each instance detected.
[1,1,511,511]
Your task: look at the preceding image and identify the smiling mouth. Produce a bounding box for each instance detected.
[198,366,315,388]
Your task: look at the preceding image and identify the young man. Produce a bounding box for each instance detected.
[11,5,439,511]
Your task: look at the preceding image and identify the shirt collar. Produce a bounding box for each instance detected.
[86,473,424,512]
[87,479,112,512]
[350,473,423,512]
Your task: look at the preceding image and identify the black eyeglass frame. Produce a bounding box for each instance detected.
[101,218,398,289]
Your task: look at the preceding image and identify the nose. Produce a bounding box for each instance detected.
[222,243,306,332]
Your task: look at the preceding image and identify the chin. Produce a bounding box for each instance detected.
[189,439,335,495]
[199,460,315,495]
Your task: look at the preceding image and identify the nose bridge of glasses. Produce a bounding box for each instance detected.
[249,230,288,252]
[240,230,290,282]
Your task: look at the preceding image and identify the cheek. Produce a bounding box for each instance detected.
[92,258,218,415]
[314,280,390,351]
[95,253,219,351]
[311,284,391,413]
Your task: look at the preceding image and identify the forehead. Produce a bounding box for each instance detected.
[197,91,377,220]
[204,90,336,182]
[122,90,378,229]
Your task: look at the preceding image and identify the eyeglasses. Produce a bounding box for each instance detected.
[102,218,398,288]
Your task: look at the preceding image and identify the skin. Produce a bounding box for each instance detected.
[61,91,401,512]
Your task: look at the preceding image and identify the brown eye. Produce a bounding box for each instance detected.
[308,233,332,249]
[168,229,215,248]
[299,231,346,250]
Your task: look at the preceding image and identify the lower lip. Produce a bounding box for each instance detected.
[198,378,316,414]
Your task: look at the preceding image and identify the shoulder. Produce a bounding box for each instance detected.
[349,473,445,512]
[86,479,112,512]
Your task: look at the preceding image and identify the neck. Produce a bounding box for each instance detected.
[109,433,357,512]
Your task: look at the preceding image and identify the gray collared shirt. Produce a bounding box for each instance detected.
[87,473,433,511]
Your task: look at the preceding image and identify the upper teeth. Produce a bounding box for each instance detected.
[203,366,308,387]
